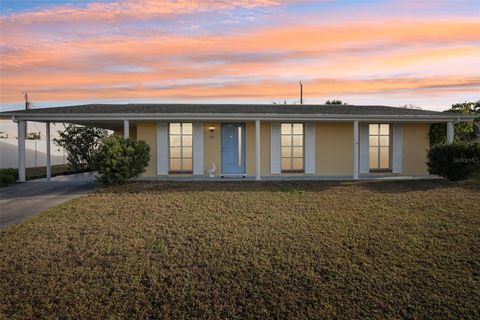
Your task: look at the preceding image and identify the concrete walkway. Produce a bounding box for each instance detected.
[0,172,95,228]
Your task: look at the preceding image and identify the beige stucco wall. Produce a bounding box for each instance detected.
[130,126,137,140]
[245,122,271,176]
[136,123,157,176]
[132,121,430,178]
[315,122,353,176]
[203,122,222,174]
[403,123,430,175]
[112,126,137,140]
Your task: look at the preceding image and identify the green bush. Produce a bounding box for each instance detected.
[427,142,480,181]
[94,136,150,185]
[0,168,18,187]
[54,124,108,171]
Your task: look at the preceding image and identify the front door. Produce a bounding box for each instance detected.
[221,123,246,175]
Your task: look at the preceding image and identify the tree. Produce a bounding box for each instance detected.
[54,124,108,171]
[325,100,347,105]
[93,135,150,185]
[429,101,480,146]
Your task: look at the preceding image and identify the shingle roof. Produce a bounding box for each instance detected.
[0,103,461,117]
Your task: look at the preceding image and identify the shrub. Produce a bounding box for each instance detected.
[94,136,150,185]
[55,125,108,171]
[0,168,18,187]
[427,142,480,181]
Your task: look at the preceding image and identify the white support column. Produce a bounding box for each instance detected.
[353,120,359,180]
[46,122,51,181]
[123,120,129,139]
[447,121,454,144]
[18,120,26,182]
[255,120,261,180]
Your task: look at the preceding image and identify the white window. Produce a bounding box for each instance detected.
[281,123,304,172]
[369,124,390,170]
[169,123,193,173]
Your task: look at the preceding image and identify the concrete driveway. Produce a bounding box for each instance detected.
[0,172,95,228]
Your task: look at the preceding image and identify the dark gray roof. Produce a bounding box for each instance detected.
[0,103,461,116]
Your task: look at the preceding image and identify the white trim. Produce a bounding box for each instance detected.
[255,120,261,180]
[123,120,129,139]
[156,123,168,175]
[193,123,204,175]
[359,124,369,174]
[270,123,281,174]
[6,113,473,123]
[353,121,359,179]
[304,123,315,174]
[46,122,51,180]
[392,124,403,174]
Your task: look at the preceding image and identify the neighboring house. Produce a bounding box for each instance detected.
[0,104,475,181]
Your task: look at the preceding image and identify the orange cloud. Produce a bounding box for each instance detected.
[2,75,478,103]
[1,1,479,107]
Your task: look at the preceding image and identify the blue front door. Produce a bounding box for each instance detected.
[221,123,246,175]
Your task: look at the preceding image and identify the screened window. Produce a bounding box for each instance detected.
[169,123,193,173]
[369,124,390,170]
[281,123,304,172]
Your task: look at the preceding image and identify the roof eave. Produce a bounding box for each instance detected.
[1,112,476,122]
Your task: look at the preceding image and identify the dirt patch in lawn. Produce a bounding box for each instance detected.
[1,180,479,319]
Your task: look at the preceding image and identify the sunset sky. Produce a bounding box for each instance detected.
[0,0,479,117]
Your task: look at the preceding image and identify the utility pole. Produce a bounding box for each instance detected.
[299,81,303,105]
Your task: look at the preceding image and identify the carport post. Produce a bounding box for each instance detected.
[18,120,26,182]
[353,120,359,180]
[447,121,454,144]
[46,122,51,180]
[124,120,129,139]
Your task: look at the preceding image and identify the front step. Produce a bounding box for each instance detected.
[220,174,246,179]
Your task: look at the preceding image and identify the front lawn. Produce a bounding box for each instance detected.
[1,181,479,319]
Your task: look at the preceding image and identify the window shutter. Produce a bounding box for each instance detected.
[392,124,403,174]
[304,123,315,174]
[270,123,281,174]
[193,123,204,175]
[359,124,369,174]
[157,123,168,175]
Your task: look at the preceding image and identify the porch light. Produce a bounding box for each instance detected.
[209,126,215,132]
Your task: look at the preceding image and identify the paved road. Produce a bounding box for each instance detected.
[0,172,95,228]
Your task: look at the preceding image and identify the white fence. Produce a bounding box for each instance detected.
[0,139,67,169]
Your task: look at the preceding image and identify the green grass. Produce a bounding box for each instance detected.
[1,180,479,319]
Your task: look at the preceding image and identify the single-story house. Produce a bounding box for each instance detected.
[0,104,475,181]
